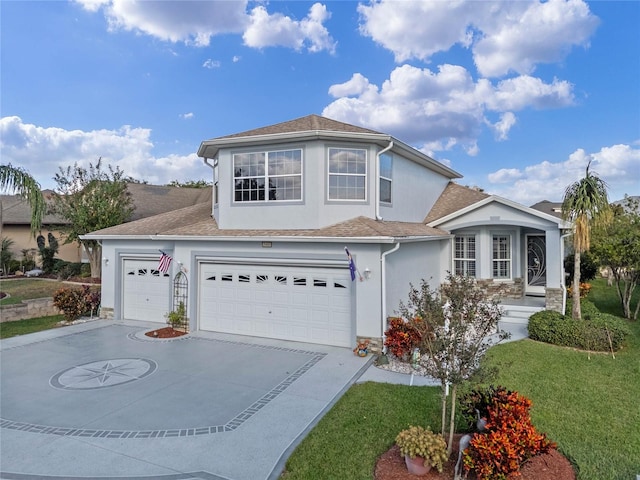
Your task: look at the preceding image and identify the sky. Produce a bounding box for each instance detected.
[1,0,639,205]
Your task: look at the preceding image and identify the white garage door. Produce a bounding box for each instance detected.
[198,263,352,347]
[122,259,171,322]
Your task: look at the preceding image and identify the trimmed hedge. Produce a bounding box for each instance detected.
[528,305,630,351]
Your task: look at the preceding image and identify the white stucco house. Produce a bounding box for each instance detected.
[86,115,569,350]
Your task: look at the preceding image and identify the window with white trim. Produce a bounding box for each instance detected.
[454,235,476,277]
[492,235,511,279]
[328,147,367,200]
[233,149,302,202]
[379,153,392,204]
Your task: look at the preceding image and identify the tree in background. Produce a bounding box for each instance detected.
[167,179,211,188]
[0,164,46,238]
[1,237,16,275]
[50,159,133,279]
[591,196,640,320]
[37,232,59,273]
[561,161,610,320]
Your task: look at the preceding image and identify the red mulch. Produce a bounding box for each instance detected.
[144,327,188,338]
[374,434,575,480]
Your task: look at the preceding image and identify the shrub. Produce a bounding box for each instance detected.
[463,389,555,480]
[53,286,101,321]
[528,309,630,351]
[564,251,598,285]
[384,316,421,359]
[395,425,448,473]
[458,385,508,432]
[52,260,83,280]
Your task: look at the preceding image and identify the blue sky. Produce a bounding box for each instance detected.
[1,0,638,205]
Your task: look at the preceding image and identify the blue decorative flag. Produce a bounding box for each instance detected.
[345,247,356,281]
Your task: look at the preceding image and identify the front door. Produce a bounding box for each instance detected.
[526,234,546,295]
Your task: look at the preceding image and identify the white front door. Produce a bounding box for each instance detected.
[198,263,352,347]
[526,235,546,296]
[122,259,171,322]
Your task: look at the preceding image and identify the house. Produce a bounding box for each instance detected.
[85,115,570,351]
[0,184,211,268]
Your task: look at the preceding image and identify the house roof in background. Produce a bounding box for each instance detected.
[85,200,449,241]
[1,184,211,226]
[424,182,490,223]
[529,200,563,219]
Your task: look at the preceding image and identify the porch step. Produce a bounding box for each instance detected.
[500,304,544,325]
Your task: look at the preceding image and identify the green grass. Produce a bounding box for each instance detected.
[0,278,66,305]
[283,279,639,480]
[0,314,66,339]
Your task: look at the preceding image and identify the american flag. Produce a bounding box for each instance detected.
[344,247,359,281]
[157,251,173,273]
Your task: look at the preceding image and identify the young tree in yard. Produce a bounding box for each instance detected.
[37,232,59,273]
[0,164,46,238]
[591,196,640,320]
[398,274,509,456]
[50,159,133,279]
[562,160,610,320]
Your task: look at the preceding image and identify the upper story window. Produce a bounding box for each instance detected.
[492,234,511,279]
[233,149,302,202]
[379,153,392,204]
[328,147,367,201]
[454,235,476,277]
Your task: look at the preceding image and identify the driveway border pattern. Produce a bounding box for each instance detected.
[1,326,326,439]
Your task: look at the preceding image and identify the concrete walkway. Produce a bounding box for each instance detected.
[0,318,526,480]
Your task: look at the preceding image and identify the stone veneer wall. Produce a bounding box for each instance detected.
[99,306,114,320]
[0,298,61,323]
[356,335,382,354]
[475,278,524,300]
[545,288,564,313]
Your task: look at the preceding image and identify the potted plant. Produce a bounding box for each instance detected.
[395,425,448,475]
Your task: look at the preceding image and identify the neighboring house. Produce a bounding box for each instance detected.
[1,184,211,268]
[530,200,563,219]
[86,115,570,350]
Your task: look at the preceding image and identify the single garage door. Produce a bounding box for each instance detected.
[198,263,352,347]
[122,259,171,322]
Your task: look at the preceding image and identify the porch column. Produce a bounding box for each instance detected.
[545,229,563,312]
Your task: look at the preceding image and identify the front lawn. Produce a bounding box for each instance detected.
[0,278,66,305]
[0,314,66,339]
[283,279,639,480]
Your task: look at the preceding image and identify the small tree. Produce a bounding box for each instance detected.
[398,274,509,456]
[37,232,59,273]
[50,159,134,279]
[1,237,15,275]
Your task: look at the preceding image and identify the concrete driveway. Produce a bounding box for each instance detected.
[0,320,372,480]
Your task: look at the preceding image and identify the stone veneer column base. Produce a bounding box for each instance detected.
[99,307,114,320]
[356,335,383,354]
[545,288,564,313]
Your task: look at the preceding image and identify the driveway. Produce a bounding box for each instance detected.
[0,320,372,480]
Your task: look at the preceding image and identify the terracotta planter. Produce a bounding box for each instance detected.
[404,455,432,476]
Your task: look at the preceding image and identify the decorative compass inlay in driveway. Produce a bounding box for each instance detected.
[50,358,157,390]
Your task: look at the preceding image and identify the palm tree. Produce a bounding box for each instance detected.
[0,164,46,238]
[562,160,610,320]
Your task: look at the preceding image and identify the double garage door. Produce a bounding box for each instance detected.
[198,263,353,347]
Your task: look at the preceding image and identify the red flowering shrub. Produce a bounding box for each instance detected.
[384,317,421,359]
[463,389,555,480]
[53,286,101,321]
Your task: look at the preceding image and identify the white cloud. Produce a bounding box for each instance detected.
[0,116,205,190]
[179,113,194,120]
[202,59,221,69]
[323,64,574,153]
[357,0,598,77]
[232,56,241,63]
[75,1,336,53]
[485,144,640,204]
[243,3,336,53]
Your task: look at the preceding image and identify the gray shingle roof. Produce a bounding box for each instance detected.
[424,182,490,223]
[214,114,382,140]
[87,201,449,240]
[529,200,563,219]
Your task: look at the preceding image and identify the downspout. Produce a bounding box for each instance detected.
[560,231,572,315]
[375,141,394,221]
[380,242,400,354]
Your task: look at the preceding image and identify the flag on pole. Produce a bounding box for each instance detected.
[157,251,173,273]
[344,247,361,281]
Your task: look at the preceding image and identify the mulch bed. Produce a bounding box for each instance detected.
[375,434,575,480]
[144,327,188,338]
